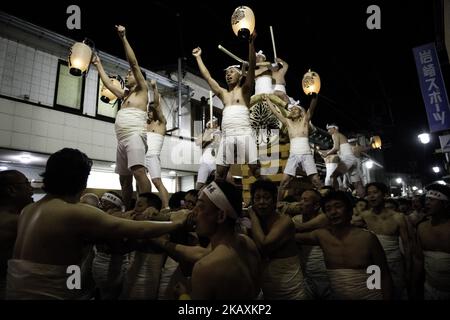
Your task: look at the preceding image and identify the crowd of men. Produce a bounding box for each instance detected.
[0,24,448,300]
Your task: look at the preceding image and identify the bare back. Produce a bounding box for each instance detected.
[334,132,349,148]
[13,198,100,265]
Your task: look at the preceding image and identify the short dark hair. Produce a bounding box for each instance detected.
[366,182,389,196]
[0,170,26,204]
[282,195,297,203]
[169,191,187,210]
[214,181,243,219]
[321,191,354,214]
[41,148,92,196]
[250,180,278,203]
[139,192,162,211]
[301,189,322,202]
[186,189,199,198]
[355,198,368,205]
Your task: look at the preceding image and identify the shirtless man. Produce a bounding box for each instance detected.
[145,79,170,210]
[271,58,290,104]
[192,32,261,181]
[6,148,187,300]
[296,191,393,300]
[195,118,220,190]
[412,183,450,300]
[92,25,151,210]
[359,182,410,299]
[249,180,306,299]
[154,181,261,299]
[320,124,364,197]
[263,94,322,203]
[0,170,33,299]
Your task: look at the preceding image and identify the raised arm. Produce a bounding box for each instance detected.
[92,54,125,99]
[249,208,293,256]
[116,25,148,91]
[150,80,166,124]
[242,32,256,95]
[262,94,287,126]
[192,47,225,99]
[305,94,318,121]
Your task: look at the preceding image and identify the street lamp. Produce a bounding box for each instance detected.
[432,166,441,173]
[412,186,418,191]
[418,133,430,144]
[396,177,403,184]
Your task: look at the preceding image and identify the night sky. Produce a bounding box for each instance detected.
[1,0,446,184]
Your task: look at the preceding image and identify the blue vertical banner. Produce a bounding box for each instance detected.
[413,43,450,132]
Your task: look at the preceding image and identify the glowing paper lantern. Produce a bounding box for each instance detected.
[302,69,321,95]
[231,6,255,40]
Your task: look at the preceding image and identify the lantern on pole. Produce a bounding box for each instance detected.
[231,6,255,40]
[68,39,94,77]
[100,75,124,104]
[302,69,321,95]
[371,136,382,149]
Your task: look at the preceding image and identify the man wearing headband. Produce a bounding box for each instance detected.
[248,180,306,299]
[157,181,261,299]
[357,182,410,299]
[100,191,124,214]
[195,117,220,190]
[92,25,152,211]
[320,124,365,197]
[412,183,450,300]
[263,94,322,203]
[271,57,290,104]
[145,80,170,211]
[192,32,262,182]
[296,191,393,300]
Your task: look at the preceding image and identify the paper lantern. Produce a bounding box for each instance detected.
[100,76,124,104]
[68,39,93,76]
[371,136,382,149]
[302,69,321,95]
[231,6,255,40]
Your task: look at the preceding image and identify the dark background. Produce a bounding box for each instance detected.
[2,0,447,184]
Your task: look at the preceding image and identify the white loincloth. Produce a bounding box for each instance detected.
[327,268,383,300]
[325,163,338,186]
[91,249,129,300]
[273,84,286,93]
[120,251,166,300]
[338,143,360,182]
[146,132,164,156]
[6,259,85,300]
[255,75,274,95]
[261,255,306,300]
[217,105,257,166]
[423,250,450,299]
[115,108,147,142]
[290,137,312,155]
[300,246,332,299]
[375,234,406,299]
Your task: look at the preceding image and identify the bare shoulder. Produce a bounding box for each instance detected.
[237,233,259,255]
[360,209,372,218]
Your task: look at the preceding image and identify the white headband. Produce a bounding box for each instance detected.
[203,182,238,220]
[426,190,449,201]
[224,65,242,74]
[101,192,123,208]
[206,116,218,125]
[256,50,266,60]
[326,124,339,130]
